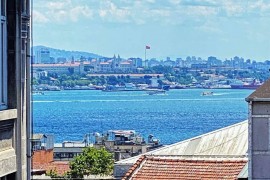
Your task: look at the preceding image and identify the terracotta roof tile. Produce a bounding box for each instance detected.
[32,161,70,175]
[123,156,247,180]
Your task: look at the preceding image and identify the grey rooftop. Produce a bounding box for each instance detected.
[246,79,270,101]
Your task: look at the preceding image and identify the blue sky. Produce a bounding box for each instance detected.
[33,0,270,61]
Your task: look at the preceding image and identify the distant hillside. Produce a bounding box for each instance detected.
[32,46,103,60]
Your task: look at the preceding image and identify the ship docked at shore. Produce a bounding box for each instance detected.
[102,83,145,92]
[230,79,262,89]
[146,89,166,95]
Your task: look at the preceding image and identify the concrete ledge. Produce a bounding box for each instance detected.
[0,149,16,177]
[0,109,17,121]
[0,148,16,160]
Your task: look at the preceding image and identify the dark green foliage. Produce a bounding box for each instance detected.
[69,147,114,178]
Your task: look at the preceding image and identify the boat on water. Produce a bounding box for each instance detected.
[201,91,213,96]
[230,79,262,89]
[162,85,170,91]
[32,91,45,95]
[102,83,144,92]
[146,89,166,95]
[230,82,262,89]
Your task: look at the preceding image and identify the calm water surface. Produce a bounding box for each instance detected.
[33,89,252,144]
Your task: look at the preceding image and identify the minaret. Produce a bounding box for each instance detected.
[71,56,75,64]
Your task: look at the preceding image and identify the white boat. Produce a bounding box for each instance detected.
[32,91,45,95]
[201,91,213,96]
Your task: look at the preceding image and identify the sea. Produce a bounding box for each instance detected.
[33,89,253,145]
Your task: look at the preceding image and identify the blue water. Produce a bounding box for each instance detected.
[33,89,252,145]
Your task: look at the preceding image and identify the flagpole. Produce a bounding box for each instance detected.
[145,46,146,67]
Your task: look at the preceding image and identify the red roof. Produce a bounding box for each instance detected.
[33,161,70,175]
[123,155,247,180]
[86,74,164,77]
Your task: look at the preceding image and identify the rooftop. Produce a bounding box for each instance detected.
[116,120,248,165]
[246,78,270,101]
[123,155,247,180]
[31,134,47,141]
[32,62,86,67]
[32,161,70,176]
[86,73,164,77]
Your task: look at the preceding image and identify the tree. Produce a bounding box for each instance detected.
[69,147,114,178]
[107,76,118,85]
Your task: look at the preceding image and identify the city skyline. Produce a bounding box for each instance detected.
[33,0,270,61]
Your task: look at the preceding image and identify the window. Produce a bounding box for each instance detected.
[0,0,7,110]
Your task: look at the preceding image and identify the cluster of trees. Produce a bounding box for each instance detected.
[33,73,151,87]
[46,147,114,179]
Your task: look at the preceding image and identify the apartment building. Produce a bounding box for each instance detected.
[0,0,30,180]
[32,62,85,75]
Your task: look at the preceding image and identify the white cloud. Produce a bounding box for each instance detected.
[34,0,94,24]
[33,10,49,23]
[197,20,223,34]
[46,0,71,10]
[33,0,270,26]
[70,6,93,22]
[247,0,270,17]
[185,6,217,16]
[169,0,181,5]
[99,1,131,23]
[221,1,245,17]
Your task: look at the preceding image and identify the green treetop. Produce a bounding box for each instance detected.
[69,147,114,178]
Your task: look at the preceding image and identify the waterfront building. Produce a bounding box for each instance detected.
[86,73,164,83]
[32,62,86,75]
[129,58,143,68]
[99,61,112,72]
[112,54,121,70]
[90,55,140,73]
[33,71,48,79]
[0,0,31,179]
[119,60,134,72]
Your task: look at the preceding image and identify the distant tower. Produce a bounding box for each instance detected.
[36,48,51,64]
[113,54,121,69]
[116,54,121,67]
[79,60,84,74]
[71,56,75,64]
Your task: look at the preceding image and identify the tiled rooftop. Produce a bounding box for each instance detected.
[123,156,247,180]
[33,161,70,175]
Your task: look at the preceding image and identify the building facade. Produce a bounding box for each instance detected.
[246,79,270,179]
[35,48,51,64]
[0,0,30,179]
[32,62,85,75]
